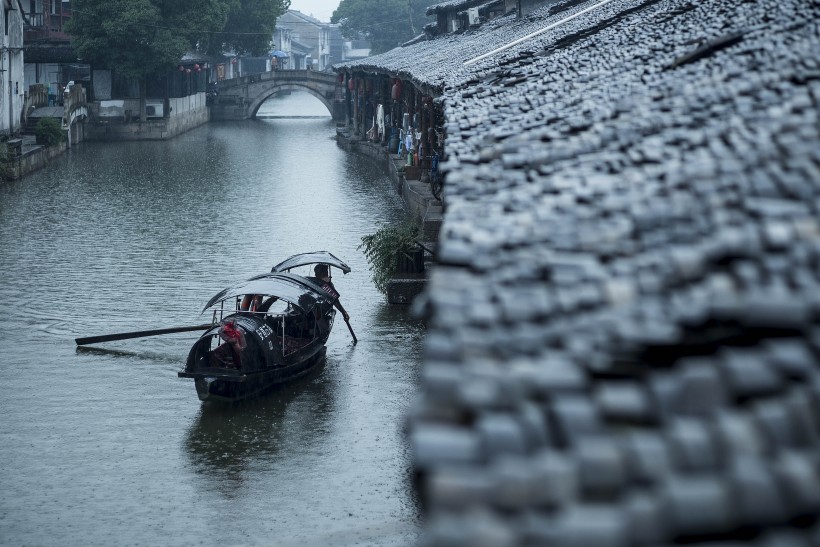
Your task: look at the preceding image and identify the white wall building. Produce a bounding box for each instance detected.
[19,0,81,109]
[277,11,333,71]
[1,0,25,136]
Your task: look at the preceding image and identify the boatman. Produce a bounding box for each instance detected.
[310,264,350,323]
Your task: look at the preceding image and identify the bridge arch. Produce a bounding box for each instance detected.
[209,70,344,122]
[248,83,334,119]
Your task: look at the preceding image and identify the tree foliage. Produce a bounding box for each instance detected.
[219,0,290,56]
[35,118,65,147]
[66,0,290,80]
[331,0,435,54]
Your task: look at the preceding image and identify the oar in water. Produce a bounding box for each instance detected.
[75,324,213,346]
[344,318,358,344]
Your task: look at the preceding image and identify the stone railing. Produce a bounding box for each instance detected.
[62,83,87,127]
[21,83,48,127]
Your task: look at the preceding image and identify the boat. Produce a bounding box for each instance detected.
[178,252,351,403]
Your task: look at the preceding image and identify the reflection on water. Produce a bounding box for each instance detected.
[186,366,330,496]
[0,92,423,546]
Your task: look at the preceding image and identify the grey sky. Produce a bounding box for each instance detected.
[288,0,339,22]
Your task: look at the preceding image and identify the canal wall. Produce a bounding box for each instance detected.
[3,139,67,181]
[340,0,820,544]
[336,128,442,305]
[335,128,442,241]
[85,93,209,141]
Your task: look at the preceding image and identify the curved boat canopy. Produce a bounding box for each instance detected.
[271,251,351,274]
[203,273,329,313]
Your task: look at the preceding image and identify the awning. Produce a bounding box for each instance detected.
[271,252,351,274]
[203,273,329,313]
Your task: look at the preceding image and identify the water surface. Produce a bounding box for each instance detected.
[0,92,423,546]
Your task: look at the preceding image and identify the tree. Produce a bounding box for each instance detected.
[220,0,290,56]
[68,0,199,79]
[67,0,225,120]
[66,0,289,118]
[331,0,434,54]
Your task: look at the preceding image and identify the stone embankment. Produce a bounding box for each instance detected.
[86,93,209,141]
[3,136,65,181]
[336,128,442,303]
[344,0,820,544]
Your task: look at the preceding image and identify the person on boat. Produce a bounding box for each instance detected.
[210,320,246,369]
[240,294,262,311]
[240,294,278,312]
[309,264,350,323]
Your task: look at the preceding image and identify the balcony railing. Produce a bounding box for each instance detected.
[24,11,71,41]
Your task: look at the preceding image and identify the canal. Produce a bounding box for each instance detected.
[0,93,424,545]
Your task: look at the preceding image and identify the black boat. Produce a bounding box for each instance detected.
[178,252,351,403]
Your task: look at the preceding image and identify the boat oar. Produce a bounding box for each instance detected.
[75,324,213,346]
[344,318,358,344]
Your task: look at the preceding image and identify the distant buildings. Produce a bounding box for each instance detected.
[0,3,373,142]
[275,10,370,71]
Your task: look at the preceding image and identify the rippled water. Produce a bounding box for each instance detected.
[0,93,424,546]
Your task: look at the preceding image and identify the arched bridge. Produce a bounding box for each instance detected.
[209,70,345,121]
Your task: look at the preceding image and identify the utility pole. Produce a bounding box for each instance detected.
[407,0,416,35]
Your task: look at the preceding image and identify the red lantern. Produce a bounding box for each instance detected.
[347,78,355,91]
[391,79,402,100]
[185,68,191,74]
[178,65,184,72]
[193,64,200,71]
[231,58,237,64]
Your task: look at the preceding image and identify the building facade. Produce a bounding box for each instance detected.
[2,0,25,136]
[276,10,331,70]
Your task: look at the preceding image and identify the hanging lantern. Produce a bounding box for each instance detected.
[178,65,185,72]
[186,68,192,74]
[193,64,200,71]
[338,73,344,83]
[231,58,237,64]
[391,79,402,100]
[347,78,355,91]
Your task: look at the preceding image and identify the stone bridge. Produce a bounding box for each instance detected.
[209,69,345,121]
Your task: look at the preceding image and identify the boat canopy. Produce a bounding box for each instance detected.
[271,251,351,274]
[203,273,329,313]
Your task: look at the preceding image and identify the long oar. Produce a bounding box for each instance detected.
[344,318,358,344]
[76,324,213,346]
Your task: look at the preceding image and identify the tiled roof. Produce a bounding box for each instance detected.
[281,9,326,26]
[343,0,820,542]
[427,0,498,15]
[335,0,625,88]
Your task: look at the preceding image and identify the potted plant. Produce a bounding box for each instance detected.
[358,221,423,295]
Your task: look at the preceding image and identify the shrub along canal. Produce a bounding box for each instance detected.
[0,92,424,546]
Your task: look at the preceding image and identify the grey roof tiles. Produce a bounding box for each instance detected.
[342,0,820,542]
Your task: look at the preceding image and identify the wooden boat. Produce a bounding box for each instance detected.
[178,252,351,403]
